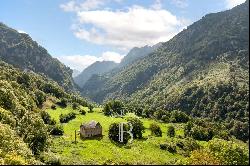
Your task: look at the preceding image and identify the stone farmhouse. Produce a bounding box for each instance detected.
[80,120,102,138]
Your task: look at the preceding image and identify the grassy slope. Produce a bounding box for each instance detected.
[47,107,185,165]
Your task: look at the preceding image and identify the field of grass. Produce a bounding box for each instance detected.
[46,106,186,165]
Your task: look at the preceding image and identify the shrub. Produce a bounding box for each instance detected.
[34,90,46,106]
[176,137,200,155]
[57,98,67,108]
[167,125,175,137]
[49,119,56,125]
[170,110,189,123]
[149,123,162,137]
[108,122,131,144]
[126,117,145,139]
[49,125,64,135]
[59,112,76,123]
[160,143,176,153]
[184,121,193,137]
[207,138,249,165]
[190,125,213,141]
[79,109,86,115]
[72,102,79,110]
[187,149,221,165]
[103,100,125,116]
[229,120,249,142]
[39,152,61,165]
[51,105,56,110]
[88,104,94,112]
[40,111,51,124]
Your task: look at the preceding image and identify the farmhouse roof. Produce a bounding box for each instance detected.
[81,120,100,129]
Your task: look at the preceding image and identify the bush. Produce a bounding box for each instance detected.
[34,90,46,106]
[190,125,213,141]
[108,122,131,144]
[184,121,193,137]
[88,104,94,112]
[160,143,176,153]
[229,120,249,142]
[51,105,56,110]
[207,138,249,165]
[40,111,51,124]
[167,125,175,137]
[79,109,86,115]
[103,100,125,116]
[126,117,145,139]
[149,123,162,137]
[176,137,200,155]
[49,125,64,135]
[59,112,76,123]
[50,119,56,125]
[57,98,67,108]
[187,149,221,165]
[72,102,79,110]
[39,152,61,165]
[170,110,189,123]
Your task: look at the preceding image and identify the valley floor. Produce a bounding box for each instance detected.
[46,107,186,165]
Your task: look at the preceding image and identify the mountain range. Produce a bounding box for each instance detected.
[74,44,161,88]
[81,1,249,122]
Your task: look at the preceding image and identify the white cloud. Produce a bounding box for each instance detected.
[72,6,190,51]
[60,0,122,12]
[56,51,124,71]
[225,0,245,8]
[171,0,188,8]
[17,30,28,34]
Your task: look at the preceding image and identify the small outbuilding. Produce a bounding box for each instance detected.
[80,120,102,138]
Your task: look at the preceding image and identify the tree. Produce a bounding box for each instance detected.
[34,90,46,106]
[57,98,67,108]
[127,117,145,139]
[170,110,189,123]
[207,138,249,165]
[88,104,94,112]
[103,100,125,116]
[184,121,194,137]
[40,111,51,124]
[167,125,175,137]
[49,125,64,135]
[79,109,86,115]
[108,122,131,144]
[229,120,249,142]
[190,125,213,141]
[149,123,162,137]
[72,102,79,110]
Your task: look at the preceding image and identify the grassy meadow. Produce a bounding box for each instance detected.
[46,106,186,165]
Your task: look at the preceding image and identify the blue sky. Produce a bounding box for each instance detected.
[0,0,245,71]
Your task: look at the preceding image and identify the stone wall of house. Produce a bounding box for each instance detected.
[80,126,102,138]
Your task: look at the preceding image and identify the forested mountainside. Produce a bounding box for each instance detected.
[82,1,249,122]
[0,60,89,164]
[74,44,160,88]
[74,61,118,88]
[0,23,74,90]
[119,43,162,68]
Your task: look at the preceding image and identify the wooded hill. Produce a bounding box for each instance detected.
[81,1,249,125]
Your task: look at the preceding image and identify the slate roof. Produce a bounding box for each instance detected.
[80,120,101,129]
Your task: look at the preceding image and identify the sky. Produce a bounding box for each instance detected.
[0,0,246,71]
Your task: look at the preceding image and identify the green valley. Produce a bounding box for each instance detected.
[0,0,249,165]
